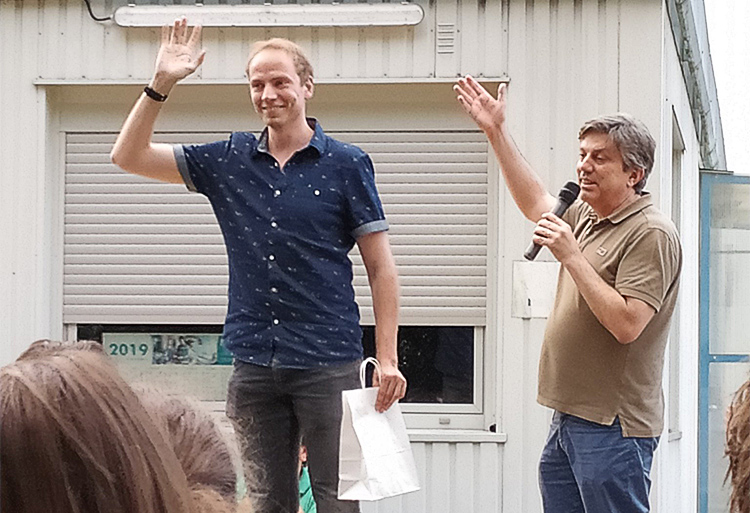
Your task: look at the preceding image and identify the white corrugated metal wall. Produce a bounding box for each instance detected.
[650,8,702,513]
[0,0,705,511]
[34,0,504,81]
[0,0,60,358]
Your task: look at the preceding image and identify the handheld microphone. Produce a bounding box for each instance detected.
[523,181,581,261]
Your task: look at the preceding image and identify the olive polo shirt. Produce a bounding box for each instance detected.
[537,193,682,437]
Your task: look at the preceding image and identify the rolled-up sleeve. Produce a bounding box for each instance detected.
[344,153,388,240]
[173,139,231,195]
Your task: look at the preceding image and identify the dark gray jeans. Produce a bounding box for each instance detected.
[226,359,361,513]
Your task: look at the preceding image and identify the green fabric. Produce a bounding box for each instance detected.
[299,466,317,513]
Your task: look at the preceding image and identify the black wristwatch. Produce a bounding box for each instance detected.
[144,86,168,102]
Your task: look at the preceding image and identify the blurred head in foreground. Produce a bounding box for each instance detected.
[138,387,242,509]
[0,344,194,513]
[726,377,750,513]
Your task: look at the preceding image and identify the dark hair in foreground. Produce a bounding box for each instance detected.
[726,377,750,513]
[0,348,194,513]
[578,113,656,194]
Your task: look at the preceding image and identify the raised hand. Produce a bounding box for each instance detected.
[152,17,206,90]
[454,75,507,134]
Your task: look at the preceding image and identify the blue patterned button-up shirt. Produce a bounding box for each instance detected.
[174,120,388,368]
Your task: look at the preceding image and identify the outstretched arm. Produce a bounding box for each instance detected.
[110,18,206,183]
[357,231,407,413]
[454,76,555,222]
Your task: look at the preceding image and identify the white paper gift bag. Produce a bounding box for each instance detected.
[338,357,420,501]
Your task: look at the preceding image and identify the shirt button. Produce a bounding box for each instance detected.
[271,221,278,228]
[271,287,278,293]
[273,319,280,325]
[273,162,279,167]
[269,254,275,261]
[274,190,281,197]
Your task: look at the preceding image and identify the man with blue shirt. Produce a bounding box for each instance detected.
[111,18,406,513]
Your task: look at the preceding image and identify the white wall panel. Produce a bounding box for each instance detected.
[0,0,62,363]
[359,440,503,513]
[33,0,506,82]
[498,1,668,512]
[650,6,702,513]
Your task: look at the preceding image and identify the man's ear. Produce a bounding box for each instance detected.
[628,167,645,189]
[304,77,314,100]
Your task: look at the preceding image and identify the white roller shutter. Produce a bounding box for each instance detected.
[64,131,488,325]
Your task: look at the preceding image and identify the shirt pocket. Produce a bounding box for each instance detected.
[282,184,346,234]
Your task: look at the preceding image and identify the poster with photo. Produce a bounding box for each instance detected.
[103,333,233,401]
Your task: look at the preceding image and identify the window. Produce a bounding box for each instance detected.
[77,323,487,430]
[363,326,475,405]
[364,325,487,430]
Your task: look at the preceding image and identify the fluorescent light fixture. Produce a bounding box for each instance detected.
[114,3,425,28]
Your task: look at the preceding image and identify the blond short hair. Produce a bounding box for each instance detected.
[246,38,314,84]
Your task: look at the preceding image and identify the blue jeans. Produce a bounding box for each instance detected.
[226,359,361,513]
[539,412,659,513]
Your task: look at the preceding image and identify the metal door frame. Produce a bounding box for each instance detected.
[698,171,750,513]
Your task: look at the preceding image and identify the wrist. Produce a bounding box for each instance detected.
[487,123,510,146]
[376,355,398,367]
[148,75,176,97]
[560,249,584,270]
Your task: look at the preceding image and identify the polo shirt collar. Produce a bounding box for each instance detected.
[256,117,327,156]
[589,192,653,225]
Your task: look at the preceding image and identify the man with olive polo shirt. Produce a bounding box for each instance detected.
[111,18,406,513]
[455,75,681,513]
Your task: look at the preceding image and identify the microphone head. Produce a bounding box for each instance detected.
[558,181,581,206]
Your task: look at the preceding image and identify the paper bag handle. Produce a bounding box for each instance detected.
[359,357,382,389]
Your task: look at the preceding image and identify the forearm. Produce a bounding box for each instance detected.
[486,124,554,223]
[370,264,400,366]
[563,253,645,344]
[111,76,175,169]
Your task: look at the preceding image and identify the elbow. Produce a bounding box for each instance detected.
[612,326,644,345]
[110,143,139,172]
[110,148,126,169]
[614,333,637,345]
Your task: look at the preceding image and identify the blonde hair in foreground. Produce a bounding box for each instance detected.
[0,347,194,513]
[138,387,242,505]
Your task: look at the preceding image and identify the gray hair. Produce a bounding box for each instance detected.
[578,113,656,194]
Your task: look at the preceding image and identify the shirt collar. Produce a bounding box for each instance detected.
[256,117,327,156]
[591,192,653,225]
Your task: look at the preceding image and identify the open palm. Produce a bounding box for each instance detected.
[454,75,507,133]
[154,17,206,82]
